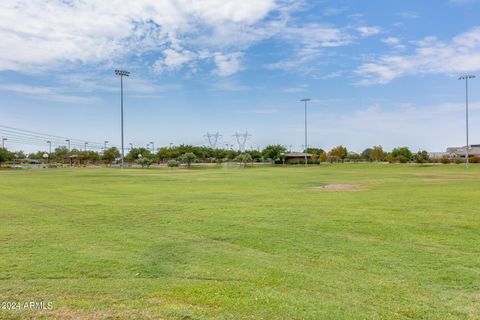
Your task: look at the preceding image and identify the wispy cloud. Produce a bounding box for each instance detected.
[0,83,97,103]
[356,26,480,84]
[356,26,382,37]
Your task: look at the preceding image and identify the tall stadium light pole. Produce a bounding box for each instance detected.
[2,138,7,148]
[129,143,133,151]
[47,140,51,154]
[169,142,173,149]
[301,98,311,166]
[84,142,88,152]
[104,140,108,151]
[459,75,475,168]
[150,141,155,153]
[115,69,130,167]
[65,139,70,152]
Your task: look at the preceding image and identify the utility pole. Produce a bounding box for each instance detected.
[115,69,130,167]
[459,75,475,168]
[301,98,311,166]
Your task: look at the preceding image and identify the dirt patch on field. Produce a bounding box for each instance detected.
[311,184,361,191]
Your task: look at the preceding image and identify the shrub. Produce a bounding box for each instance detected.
[290,160,297,165]
[234,153,253,167]
[469,156,480,163]
[167,160,179,167]
[440,156,451,164]
[136,157,153,168]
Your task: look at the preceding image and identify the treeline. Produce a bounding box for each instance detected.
[0,144,475,167]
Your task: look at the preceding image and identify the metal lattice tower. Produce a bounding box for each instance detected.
[204,132,222,148]
[233,131,251,152]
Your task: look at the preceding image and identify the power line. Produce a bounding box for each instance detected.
[0,124,116,150]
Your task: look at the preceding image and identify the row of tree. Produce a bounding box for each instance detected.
[0,144,471,167]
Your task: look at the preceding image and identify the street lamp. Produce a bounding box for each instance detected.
[115,69,130,167]
[301,98,311,166]
[65,139,70,152]
[2,138,7,148]
[459,75,475,168]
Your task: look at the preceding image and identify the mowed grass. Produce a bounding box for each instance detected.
[0,164,479,319]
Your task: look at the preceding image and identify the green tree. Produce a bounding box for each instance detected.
[14,150,27,159]
[391,147,413,163]
[28,151,46,159]
[346,152,361,162]
[370,146,385,162]
[179,152,196,167]
[414,150,430,165]
[103,147,120,164]
[328,145,348,163]
[52,146,69,162]
[0,148,14,166]
[361,148,372,161]
[136,157,153,168]
[234,153,253,167]
[262,145,287,164]
[127,148,152,162]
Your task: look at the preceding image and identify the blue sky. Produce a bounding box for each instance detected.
[1,0,480,153]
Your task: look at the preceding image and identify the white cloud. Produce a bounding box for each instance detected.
[282,85,308,93]
[323,7,348,16]
[0,83,96,103]
[356,26,480,84]
[214,52,243,76]
[382,37,400,45]
[356,26,382,37]
[0,0,276,76]
[265,24,352,71]
[398,11,418,19]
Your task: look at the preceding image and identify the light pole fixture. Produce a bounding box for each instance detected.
[115,69,130,167]
[150,141,154,153]
[2,138,7,148]
[459,75,475,168]
[169,143,173,149]
[65,139,70,152]
[104,140,109,151]
[47,140,51,154]
[84,142,88,152]
[301,98,311,166]
[129,142,133,150]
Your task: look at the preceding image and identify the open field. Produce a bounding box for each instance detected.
[1,164,479,319]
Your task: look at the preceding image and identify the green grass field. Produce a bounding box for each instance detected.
[1,164,479,319]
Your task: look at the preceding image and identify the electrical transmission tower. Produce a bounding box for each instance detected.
[204,132,221,148]
[233,131,251,152]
